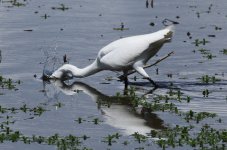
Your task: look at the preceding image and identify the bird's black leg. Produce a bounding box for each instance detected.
[124,75,128,89]
[123,71,129,90]
[147,78,158,88]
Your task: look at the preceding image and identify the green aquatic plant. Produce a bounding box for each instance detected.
[103,133,121,146]
[0,123,90,150]
[12,1,25,7]
[52,4,70,11]
[132,132,147,143]
[75,117,84,124]
[53,102,64,108]
[220,49,227,55]
[202,89,210,97]
[41,14,50,19]
[151,124,226,150]
[0,75,20,90]
[195,48,216,60]
[200,75,220,84]
[192,39,210,46]
[92,118,103,125]
[0,104,48,117]
[184,110,216,123]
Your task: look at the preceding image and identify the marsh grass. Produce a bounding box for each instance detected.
[0,75,20,90]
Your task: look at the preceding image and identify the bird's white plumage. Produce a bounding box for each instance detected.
[51,25,175,82]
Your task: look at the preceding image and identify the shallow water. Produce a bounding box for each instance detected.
[0,0,227,149]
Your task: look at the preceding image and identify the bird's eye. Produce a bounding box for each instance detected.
[66,72,73,78]
[61,70,73,80]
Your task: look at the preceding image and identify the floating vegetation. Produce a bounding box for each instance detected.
[52,4,70,11]
[213,25,222,30]
[1,0,227,149]
[12,1,25,7]
[192,38,210,46]
[113,22,129,31]
[0,129,90,150]
[0,104,48,116]
[195,48,216,60]
[202,89,210,97]
[53,102,64,109]
[102,133,121,146]
[1,0,26,7]
[41,14,50,19]
[200,75,221,84]
[0,75,20,90]
[220,49,227,55]
[75,116,103,125]
[151,124,226,150]
[132,132,147,143]
[184,110,216,123]
[112,88,218,125]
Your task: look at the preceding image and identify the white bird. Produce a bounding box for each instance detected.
[50,25,175,87]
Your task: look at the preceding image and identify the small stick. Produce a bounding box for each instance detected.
[0,50,2,63]
[118,51,174,80]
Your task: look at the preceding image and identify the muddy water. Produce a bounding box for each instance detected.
[0,0,227,149]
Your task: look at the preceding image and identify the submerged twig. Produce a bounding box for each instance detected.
[118,51,174,80]
[0,50,2,63]
[162,18,179,26]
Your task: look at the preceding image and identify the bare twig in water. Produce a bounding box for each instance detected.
[151,0,154,8]
[162,18,179,26]
[118,51,174,80]
[0,50,2,63]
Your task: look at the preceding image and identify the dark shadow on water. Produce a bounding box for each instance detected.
[129,80,227,91]
[43,79,166,135]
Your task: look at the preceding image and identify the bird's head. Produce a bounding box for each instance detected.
[50,69,73,81]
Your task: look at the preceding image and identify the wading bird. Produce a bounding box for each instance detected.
[50,25,175,88]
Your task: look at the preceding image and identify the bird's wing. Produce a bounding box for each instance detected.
[98,37,150,68]
[98,25,174,69]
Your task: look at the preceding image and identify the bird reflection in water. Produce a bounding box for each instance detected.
[43,80,166,135]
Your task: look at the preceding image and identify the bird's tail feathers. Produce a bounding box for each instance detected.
[164,25,175,42]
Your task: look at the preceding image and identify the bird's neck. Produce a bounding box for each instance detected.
[70,59,101,78]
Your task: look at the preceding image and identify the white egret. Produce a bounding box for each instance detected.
[50,25,175,87]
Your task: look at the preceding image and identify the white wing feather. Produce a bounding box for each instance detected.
[98,25,174,69]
